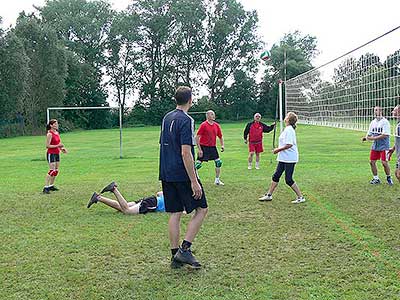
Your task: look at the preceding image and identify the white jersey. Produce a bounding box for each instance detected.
[367,117,390,151]
[277,125,298,163]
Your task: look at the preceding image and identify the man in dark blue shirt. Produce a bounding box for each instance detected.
[159,86,208,269]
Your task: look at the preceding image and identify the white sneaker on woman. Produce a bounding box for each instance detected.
[291,197,306,204]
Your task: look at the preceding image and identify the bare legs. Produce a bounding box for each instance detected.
[168,207,208,248]
[96,187,140,214]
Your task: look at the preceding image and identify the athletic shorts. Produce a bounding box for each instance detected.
[138,195,158,214]
[161,181,207,214]
[249,142,263,153]
[197,145,219,162]
[47,153,60,163]
[370,150,389,161]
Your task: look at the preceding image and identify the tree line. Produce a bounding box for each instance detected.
[0,0,318,137]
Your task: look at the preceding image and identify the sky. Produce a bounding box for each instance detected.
[2,0,399,67]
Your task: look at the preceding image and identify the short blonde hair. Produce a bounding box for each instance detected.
[286,112,298,128]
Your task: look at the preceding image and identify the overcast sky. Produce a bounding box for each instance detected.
[2,0,399,67]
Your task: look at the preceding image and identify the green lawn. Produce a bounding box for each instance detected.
[1,123,399,300]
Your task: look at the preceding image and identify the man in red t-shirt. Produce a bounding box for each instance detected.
[196,110,225,185]
[243,113,275,169]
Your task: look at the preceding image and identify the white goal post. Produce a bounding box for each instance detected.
[47,106,123,158]
[47,106,209,159]
[285,26,400,136]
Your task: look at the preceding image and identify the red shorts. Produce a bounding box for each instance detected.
[249,142,263,153]
[370,150,389,161]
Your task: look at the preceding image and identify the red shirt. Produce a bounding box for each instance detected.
[249,122,263,143]
[197,121,222,147]
[47,130,61,154]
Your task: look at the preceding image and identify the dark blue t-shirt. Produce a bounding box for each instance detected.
[159,109,196,182]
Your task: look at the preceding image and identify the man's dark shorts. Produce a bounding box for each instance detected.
[161,181,207,214]
[197,145,219,162]
[138,195,158,214]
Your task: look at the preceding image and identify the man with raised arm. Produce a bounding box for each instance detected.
[159,86,208,269]
[243,113,275,169]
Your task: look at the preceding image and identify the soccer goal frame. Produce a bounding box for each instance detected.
[47,106,123,158]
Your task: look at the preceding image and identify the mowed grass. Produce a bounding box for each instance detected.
[0,123,399,300]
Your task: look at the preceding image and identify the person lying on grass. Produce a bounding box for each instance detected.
[87,182,165,214]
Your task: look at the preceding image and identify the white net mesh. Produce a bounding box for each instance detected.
[285,27,400,135]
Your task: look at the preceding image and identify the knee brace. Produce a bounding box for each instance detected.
[48,169,59,177]
[195,161,202,169]
[215,159,222,168]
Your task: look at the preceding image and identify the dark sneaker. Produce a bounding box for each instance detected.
[387,177,394,186]
[87,192,99,208]
[370,178,381,185]
[174,248,201,269]
[101,181,117,193]
[48,186,59,191]
[170,256,184,269]
[42,187,50,194]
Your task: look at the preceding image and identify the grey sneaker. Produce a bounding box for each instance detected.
[87,192,99,208]
[101,181,117,193]
[174,248,201,269]
[370,178,381,185]
[170,256,184,269]
[259,193,272,201]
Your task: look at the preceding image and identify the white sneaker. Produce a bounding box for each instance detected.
[259,193,272,201]
[248,165,252,170]
[291,197,306,204]
[255,165,260,170]
[215,179,224,186]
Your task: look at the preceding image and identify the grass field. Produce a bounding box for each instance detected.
[1,123,399,300]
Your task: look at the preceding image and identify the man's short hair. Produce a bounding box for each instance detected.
[175,86,192,105]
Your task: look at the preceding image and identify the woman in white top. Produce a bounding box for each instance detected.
[259,112,305,204]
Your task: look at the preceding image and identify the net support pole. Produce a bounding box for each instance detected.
[278,80,283,133]
[119,103,123,159]
[46,108,50,125]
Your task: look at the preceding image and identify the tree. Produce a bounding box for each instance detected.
[105,11,141,114]
[222,70,258,119]
[0,28,30,136]
[202,0,262,103]
[14,13,67,133]
[259,31,319,117]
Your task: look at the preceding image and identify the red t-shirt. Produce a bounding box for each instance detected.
[197,121,222,147]
[249,122,264,143]
[47,130,61,154]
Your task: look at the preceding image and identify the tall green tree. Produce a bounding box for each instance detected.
[105,11,141,114]
[14,13,67,133]
[259,31,319,117]
[203,0,262,103]
[0,27,30,136]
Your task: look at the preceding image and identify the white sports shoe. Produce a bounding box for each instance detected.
[259,193,272,201]
[215,179,224,186]
[248,165,252,170]
[255,165,260,170]
[291,197,306,204]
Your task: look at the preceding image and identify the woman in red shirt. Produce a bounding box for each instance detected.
[43,119,67,194]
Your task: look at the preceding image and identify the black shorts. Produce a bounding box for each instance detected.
[161,181,207,214]
[197,145,219,162]
[46,153,60,163]
[138,195,158,214]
